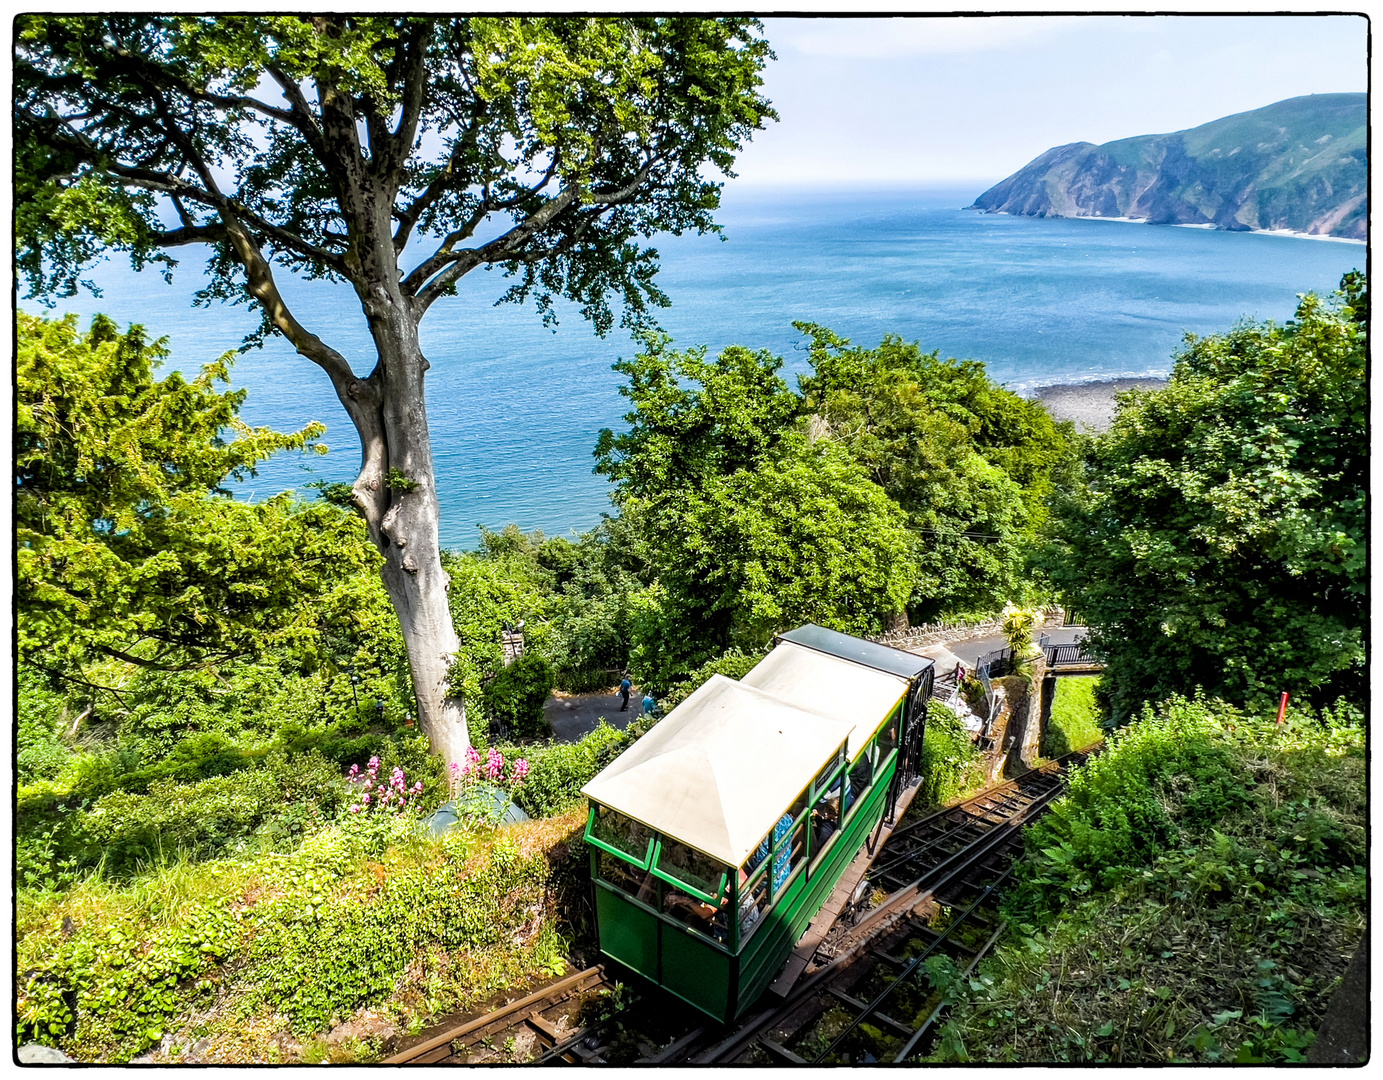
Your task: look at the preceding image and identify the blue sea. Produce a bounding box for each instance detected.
[31,186,1363,548]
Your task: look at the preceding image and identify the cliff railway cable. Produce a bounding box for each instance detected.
[386,745,1098,1064]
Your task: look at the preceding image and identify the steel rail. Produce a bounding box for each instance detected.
[810,855,1020,1062]
[691,749,1093,1064]
[384,965,609,1064]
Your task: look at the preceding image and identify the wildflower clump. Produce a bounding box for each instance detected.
[347,755,425,814]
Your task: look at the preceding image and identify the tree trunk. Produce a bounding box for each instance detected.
[346,292,471,766]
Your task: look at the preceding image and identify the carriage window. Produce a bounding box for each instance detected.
[662,882,730,945]
[738,860,771,942]
[846,744,875,819]
[657,840,729,902]
[810,749,845,800]
[877,706,900,760]
[590,805,654,864]
[754,790,808,900]
[810,773,844,870]
[597,851,658,906]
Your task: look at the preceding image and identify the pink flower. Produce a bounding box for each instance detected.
[449,761,461,777]
[362,793,371,804]
[511,759,530,782]
[486,748,505,780]
[465,746,482,765]
[350,805,361,814]
[413,780,424,793]
[348,764,359,777]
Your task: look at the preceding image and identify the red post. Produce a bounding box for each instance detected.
[1276,691,1290,725]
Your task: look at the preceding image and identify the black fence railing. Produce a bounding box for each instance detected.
[1043,642,1099,667]
[974,647,1013,679]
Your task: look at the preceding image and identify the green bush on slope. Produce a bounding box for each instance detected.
[929,695,1365,1064]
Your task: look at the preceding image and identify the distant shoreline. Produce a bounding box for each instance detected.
[1027,377,1168,432]
[972,208,1365,245]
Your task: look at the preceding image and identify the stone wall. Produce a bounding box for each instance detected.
[872,607,1067,652]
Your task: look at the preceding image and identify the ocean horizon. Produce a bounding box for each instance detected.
[28,185,1364,548]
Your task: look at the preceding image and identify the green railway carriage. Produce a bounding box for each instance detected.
[581,625,935,1023]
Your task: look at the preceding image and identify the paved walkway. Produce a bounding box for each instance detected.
[544,687,642,743]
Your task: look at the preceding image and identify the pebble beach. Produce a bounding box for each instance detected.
[1028,377,1168,431]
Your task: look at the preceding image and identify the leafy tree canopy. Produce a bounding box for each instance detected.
[16,15,774,333]
[16,312,382,681]
[796,325,1077,617]
[597,335,917,687]
[15,14,775,755]
[1042,273,1367,719]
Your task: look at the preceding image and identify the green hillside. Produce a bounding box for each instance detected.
[973,94,1366,239]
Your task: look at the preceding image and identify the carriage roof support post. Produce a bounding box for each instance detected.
[887,666,932,825]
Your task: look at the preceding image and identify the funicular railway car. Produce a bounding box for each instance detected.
[581,625,935,1023]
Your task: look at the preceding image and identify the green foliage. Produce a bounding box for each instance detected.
[15,312,375,680]
[929,696,1364,1063]
[1015,696,1255,916]
[657,647,767,713]
[17,668,75,785]
[16,817,578,1061]
[16,16,775,334]
[916,708,987,809]
[797,324,1078,619]
[597,335,919,688]
[496,721,632,818]
[78,752,347,872]
[1043,275,1367,719]
[443,533,559,746]
[1042,677,1104,758]
[481,654,556,740]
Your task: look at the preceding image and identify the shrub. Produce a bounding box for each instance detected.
[1015,695,1258,918]
[481,653,555,740]
[930,694,1364,1064]
[917,708,985,809]
[659,647,765,710]
[75,752,349,873]
[16,816,581,1061]
[497,721,632,818]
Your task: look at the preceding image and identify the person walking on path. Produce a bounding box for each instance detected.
[618,675,632,712]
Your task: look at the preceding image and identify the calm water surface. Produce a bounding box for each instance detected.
[33,186,1363,546]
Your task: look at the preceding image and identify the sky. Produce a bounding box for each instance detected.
[729,14,1368,187]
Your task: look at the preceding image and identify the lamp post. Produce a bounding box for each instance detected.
[348,671,361,715]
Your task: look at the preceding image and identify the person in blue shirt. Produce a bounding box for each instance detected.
[752,813,797,895]
[618,675,632,711]
[642,692,656,715]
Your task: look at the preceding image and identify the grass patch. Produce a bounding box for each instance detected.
[1042,676,1103,758]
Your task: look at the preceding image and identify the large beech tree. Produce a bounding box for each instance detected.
[16,16,774,763]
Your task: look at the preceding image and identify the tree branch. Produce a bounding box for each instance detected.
[384,21,430,182]
[266,65,329,162]
[413,185,581,314]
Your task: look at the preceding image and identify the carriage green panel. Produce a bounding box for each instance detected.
[593,883,659,978]
[734,754,895,1015]
[660,918,732,1018]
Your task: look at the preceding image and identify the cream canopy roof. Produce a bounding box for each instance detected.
[581,674,852,867]
[739,640,910,757]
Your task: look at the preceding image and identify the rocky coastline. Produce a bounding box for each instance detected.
[1027,377,1168,432]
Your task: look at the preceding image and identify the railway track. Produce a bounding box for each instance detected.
[383,966,620,1064]
[684,747,1098,1063]
[387,745,1098,1065]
